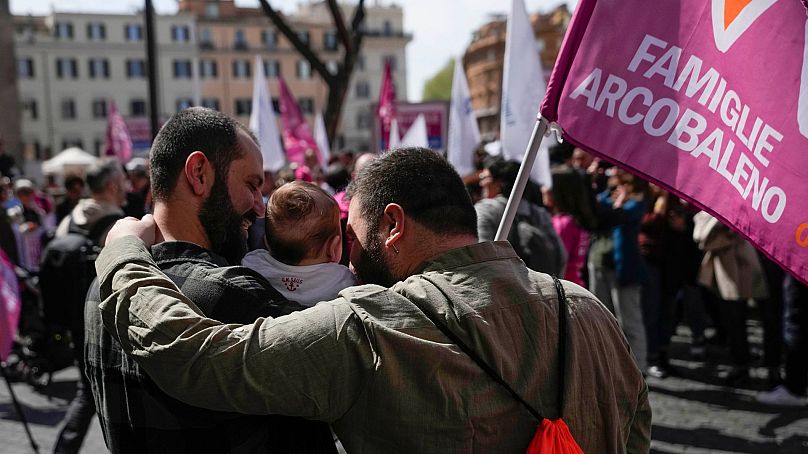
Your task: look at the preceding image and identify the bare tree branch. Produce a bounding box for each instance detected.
[258,0,333,85]
[350,0,366,33]
[325,0,352,55]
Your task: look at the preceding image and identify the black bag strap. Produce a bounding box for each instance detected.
[416,275,569,423]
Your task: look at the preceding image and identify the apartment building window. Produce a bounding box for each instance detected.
[383,20,393,36]
[61,99,76,120]
[56,58,78,79]
[88,58,110,79]
[355,80,370,99]
[232,59,251,78]
[173,60,192,79]
[172,25,191,42]
[326,60,338,74]
[130,99,147,117]
[125,23,143,41]
[383,55,397,71]
[296,31,310,45]
[296,60,311,79]
[272,98,280,113]
[261,30,277,49]
[263,60,280,78]
[234,29,247,50]
[87,22,106,41]
[55,22,73,40]
[201,98,220,110]
[199,59,218,78]
[299,97,314,115]
[205,1,220,18]
[199,28,213,48]
[21,99,38,120]
[94,138,105,156]
[92,99,107,118]
[323,31,338,51]
[234,98,252,116]
[62,138,84,150]
[356,110,371,129]
[17,58,34,78]
[176,98,193,112]
[126,59,146,78]
[356,54,365,71]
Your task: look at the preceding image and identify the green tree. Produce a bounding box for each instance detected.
[422,58,455,101]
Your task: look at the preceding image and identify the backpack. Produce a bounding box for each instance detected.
[39,214,120,332]
[508,203,567,276]
[417,275,584,453]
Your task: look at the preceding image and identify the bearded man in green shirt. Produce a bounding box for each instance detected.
[96,147,651,453]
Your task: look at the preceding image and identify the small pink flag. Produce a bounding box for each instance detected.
[0,250,21,361]
[104,101,133,163]
[277,76,320,166]
[376,60,397,150]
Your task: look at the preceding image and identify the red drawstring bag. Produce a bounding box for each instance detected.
[526,418,584,454]
[421,276,584,453]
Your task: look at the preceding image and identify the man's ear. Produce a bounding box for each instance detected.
[382,203,405,250]
[184,151,213,196]
[326,233,342,264]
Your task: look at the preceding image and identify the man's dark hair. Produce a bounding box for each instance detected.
[64,175,85,191]
[347,147,477,237]
[484,157,543,205]
[86,160,123,195]
[549,141,575,165]
[149,107,254,201]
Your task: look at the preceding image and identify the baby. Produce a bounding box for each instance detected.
[242,181,356,306]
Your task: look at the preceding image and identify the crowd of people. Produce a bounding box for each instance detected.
[0,106,804,453]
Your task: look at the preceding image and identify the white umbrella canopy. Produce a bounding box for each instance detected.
[42,147,100,175]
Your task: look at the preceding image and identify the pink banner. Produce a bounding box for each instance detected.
[277,76,321,166]
[104,101,133,163]
[0,250,20,361]
[542,0,808,283]
[376,60,397,151]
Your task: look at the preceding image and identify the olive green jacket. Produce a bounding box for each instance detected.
[96,237,650,453]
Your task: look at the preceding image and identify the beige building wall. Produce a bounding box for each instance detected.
[1,0,22,162]
[463,5,570,142]
[14,11,198,158]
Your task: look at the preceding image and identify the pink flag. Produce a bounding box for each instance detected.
[0,250,21,361]
[376,60,397,150]
[277,76,321,166]
[541,0,808,283]
[104,101,133,163]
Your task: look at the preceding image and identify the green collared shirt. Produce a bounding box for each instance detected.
[97,237,651,453]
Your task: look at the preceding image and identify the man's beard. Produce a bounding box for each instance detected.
[198,174,255,264]
[352,232,397,287]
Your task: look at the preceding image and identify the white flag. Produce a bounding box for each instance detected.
[388,118,401,150]
[447,57,480,177]
[314,112,331,166]
[249,56,285,172]
[400,114,429,148]
[500,0,551,187]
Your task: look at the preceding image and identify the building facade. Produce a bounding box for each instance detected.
[14,11,198,158]
[1,0,22,163]
[463,5,571,142]
[13,0,410,159]
[179,0,410,152]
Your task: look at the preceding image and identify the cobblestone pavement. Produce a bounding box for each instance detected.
[1,326,806,453]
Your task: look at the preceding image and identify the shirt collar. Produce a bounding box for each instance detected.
[421,241,518,274]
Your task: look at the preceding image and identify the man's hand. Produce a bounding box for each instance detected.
[107,214,160,247]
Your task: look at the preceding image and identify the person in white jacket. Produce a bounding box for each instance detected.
[242,180,355,306]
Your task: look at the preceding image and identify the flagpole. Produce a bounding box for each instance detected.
[495,116,548,241]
